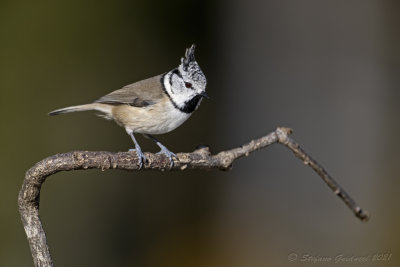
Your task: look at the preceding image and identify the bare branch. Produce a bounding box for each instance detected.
[18,127,369,267]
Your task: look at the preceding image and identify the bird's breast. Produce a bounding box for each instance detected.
[111,98,192,135]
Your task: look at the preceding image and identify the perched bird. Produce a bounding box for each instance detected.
[49,45,208,168]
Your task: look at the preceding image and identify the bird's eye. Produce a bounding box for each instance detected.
[185,82,192,88]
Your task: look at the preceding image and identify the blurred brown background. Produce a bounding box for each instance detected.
[1,0,399,266]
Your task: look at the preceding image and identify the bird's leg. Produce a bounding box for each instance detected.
[128,132,146,169]
[143,134,178,168]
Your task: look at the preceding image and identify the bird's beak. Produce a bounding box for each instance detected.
[199,92,210,99]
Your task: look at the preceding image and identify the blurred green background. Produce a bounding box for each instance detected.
[1,0,399,266]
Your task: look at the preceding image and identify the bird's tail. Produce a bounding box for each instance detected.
[48,103,112,116]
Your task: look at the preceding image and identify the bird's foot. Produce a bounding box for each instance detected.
[129,148,147,169]
[156,146,178,168]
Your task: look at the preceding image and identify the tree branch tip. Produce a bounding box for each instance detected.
[356,209,370,222]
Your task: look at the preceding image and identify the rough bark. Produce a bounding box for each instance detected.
[18,127,369,267]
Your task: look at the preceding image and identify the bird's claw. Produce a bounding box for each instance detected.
[156,147,178,168]
[129,148,147,169]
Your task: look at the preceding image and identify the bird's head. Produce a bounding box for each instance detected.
[163,45,208,113]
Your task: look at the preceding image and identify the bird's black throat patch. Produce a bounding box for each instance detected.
[180,94,202,113]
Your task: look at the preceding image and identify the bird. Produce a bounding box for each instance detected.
[49,44,207,169]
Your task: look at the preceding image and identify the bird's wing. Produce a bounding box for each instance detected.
[94,74,165,107]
